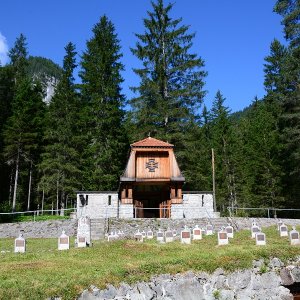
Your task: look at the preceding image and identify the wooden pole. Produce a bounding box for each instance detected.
[212,148,216,212]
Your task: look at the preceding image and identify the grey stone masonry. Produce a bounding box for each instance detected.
[77,192,118,219]
[0,219,77,238]
[77,191,219,219]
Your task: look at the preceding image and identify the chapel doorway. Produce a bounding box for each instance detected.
[133,184,171,218]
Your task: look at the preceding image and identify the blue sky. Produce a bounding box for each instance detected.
[0,0,285,112]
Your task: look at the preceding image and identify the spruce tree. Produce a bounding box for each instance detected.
[274,0,300,207]
[2,34,45,211]
[39,42,81,212]
[79,15,128,191]
[210,91,237,211]
[130,0,207,145]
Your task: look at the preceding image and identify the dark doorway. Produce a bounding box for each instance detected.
[133,184,170,218]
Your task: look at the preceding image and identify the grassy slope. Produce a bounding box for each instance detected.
[1,226,300,300]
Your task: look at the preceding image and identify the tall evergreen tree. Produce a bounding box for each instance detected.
[39,42,81,212]
[274,0,300,206]
[210,91,237,211]
[79,15,128,191]
[129,0,207,145]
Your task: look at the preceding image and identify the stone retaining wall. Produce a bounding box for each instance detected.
[0,219,77,238]
[78,257,300,299]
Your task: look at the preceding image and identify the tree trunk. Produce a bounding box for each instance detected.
[12,150,20,212]
[56,178,59,215]
[27,160,33,211]
[41,188,45,215]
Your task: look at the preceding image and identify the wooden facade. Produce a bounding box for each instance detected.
[120,137,185,218]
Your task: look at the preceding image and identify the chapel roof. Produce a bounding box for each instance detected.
[131,137,174,148]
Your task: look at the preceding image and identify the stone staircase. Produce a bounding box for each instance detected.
[90,218,106,240]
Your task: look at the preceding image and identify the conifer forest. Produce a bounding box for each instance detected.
[0,0,299,217]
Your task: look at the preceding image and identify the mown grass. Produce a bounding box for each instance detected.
[0,226,300,300]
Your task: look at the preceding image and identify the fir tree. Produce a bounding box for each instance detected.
[129,0,207,146]
[39,42,81,212]
[274,0,300,206]
[79,15,128,191]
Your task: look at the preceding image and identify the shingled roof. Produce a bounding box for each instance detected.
[131,137,174,148]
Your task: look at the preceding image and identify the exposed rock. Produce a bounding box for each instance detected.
[77,258,298,299]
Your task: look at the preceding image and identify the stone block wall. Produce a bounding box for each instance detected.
[77,192,118,219]
[0,219,77,238]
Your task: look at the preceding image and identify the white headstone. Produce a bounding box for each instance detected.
[14,234,26,253]
[141,230,146,239]
[165,228,174,243]
[58,231,69,250]
[251,224,261,239]
[107,231,118,242]
[192,225,202,240]
[172,229,177,237]
[77,216,91,245]
[277,219,283,231]
[206,224,213,236]
[279,223,288,237]
[256,232,266,246]
[218,228,229,246]
[225,224,234,238]
[134,230,143,242]
[181,226,191,244]
[77,236,87,248]
[157,229,164,243]
[146,230,153,239]
[290,226,300,245]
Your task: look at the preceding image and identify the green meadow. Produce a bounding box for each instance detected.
[1,226,300,300]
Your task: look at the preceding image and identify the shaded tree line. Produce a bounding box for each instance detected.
[0,0,299,217]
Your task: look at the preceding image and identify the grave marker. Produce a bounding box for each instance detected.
[141,230,146,239]
[289,226,300,245]
[277,219,283,231]
[14,234,26,253]
[134,230,143,242]
[225,224,234,238]
[146,230,153,239]
[255,232,266,246]
[279,223,288,237]
[192,225,202,240]
[165,228,174,243]
[77,236,87,248]
[217,228,229,246]
[157,229,164,243]
[181,226,191,244]
[77,216,91,246]
[206,224,213,235]
[251,224,261,239]
[173,229,177,237]
[58,231,69,250]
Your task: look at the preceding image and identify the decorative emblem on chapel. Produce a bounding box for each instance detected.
[146,158,158,172]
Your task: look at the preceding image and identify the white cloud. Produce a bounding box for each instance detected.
[0,32,9,65]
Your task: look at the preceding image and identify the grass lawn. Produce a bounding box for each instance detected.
[1,226,300,300]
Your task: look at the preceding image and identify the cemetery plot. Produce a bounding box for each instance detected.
[225,225,234,238]
[255,232,266,246]
[14,234,26,253]
[192,225,202,240]
[134,231,143,242]
[251,224,261,239]
[217,230,228,246]
[157,230,164,243]
[279,224,288,237]
[290,227,300,245]
[146,230,154,239]
[181,227,191,244]
[58,231,69,250]
[206,224,213,235]
[165,229,174,243]
[77,236,87,248]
